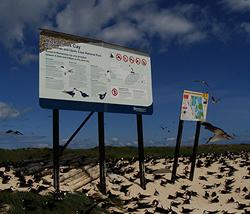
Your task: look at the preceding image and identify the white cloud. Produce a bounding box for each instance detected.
[219,0,250,12]
[241,22,250,36]
[0,102,20,121]
[0,0,247,64]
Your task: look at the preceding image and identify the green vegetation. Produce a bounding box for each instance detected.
[1,144,250,163]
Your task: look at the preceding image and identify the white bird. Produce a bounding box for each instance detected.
[202,122,234,144]
[212,96,221,104]
[61,66,73,75]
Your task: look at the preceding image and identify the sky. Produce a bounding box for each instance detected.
[0,0,250,150]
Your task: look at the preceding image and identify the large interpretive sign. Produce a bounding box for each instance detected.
[39,29,153,115]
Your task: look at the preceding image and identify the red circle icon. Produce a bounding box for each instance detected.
[136,58,140,65]
[111,88,118,96]
[123,55,128,62]
[141,59,147,66]
[116,53,122,61]
[129,56,134,64]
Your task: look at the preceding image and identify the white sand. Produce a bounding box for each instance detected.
[1,152,250,213]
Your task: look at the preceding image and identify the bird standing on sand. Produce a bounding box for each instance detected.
[202,122,234,144]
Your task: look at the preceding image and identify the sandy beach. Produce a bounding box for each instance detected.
[1,151,250,213]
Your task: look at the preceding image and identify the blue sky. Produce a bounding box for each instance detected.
[0,0,250,150]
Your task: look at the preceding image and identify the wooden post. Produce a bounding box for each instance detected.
[171,119,184,183]
[98,112,106,194]
[137,114,146,190]
[53,109,60,191]
[189,121,201,181]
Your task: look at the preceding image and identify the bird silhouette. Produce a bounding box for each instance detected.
[6,130,23,135]
[212,96,221,103]
[62,88,77,97]
[194,80,209,87]
[202,122,234,144]
[99,92,107,100]
[79,91,89,98]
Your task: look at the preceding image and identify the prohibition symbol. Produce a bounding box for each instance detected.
[123,55,128,62]
[136,58,140,65]
[116,53,122,61]
[111,88,118,96]
[129,56,134,64]
[141,59,147,66]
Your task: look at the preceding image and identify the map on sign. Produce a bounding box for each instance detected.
[180,90,209,121]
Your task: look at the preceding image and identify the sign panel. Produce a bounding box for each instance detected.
[39,29,153,115]
[180,90,209,121]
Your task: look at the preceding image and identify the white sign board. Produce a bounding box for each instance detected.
[39,29,153,115]
[180,90,209,121]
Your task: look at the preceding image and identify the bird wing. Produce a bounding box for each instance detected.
[202,122,217,133]
[6,130,13,133]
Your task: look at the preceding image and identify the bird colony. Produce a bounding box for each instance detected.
[1,150,250,213]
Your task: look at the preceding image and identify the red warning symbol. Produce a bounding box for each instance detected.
[116,53,122,61]
[123,55,128,62]
[129,56,134,64]
[136,58,140,65]
[111,88,118,96]
[141,59,147,66]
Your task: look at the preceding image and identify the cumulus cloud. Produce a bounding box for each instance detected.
[0,102,33,121]
[0,0,249,64]
[0,102,20,121]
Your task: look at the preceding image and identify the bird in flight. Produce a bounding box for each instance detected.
[194,80,209,87]
[212,96,221,104]
[159,124,167,130]
[6,130,23,135]
[202,122,234,144]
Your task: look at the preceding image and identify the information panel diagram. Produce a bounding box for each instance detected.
[39,29,153,115]
[180,90,209,121]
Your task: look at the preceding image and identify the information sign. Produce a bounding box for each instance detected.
[39,29,153,115]
[180,90,209,121]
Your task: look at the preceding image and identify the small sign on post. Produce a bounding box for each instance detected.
[180,90,209,121]
[172,90,209,183]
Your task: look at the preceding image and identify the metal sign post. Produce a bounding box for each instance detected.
[136,114,146,190]
[98,112,106,194]
[53,109,60,191]
[171,119,184,183]
[189,121,201,181]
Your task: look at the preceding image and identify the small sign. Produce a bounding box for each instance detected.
[180,90,209,121]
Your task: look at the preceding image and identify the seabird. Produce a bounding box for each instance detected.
[62,88,77,97]
[60,65,73,75]
[98,92,107,100]
[202,122,234,144]
[212,96,221,104]
[194,80,209,87]
[79,91,89,98]
[6,130,23,135]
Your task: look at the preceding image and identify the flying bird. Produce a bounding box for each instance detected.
[212,96,221,104]
[60,65,73,75]
[159,124,167,130]
[194,80,209,87]
[202,122,234,144]
[6,130,23,135]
